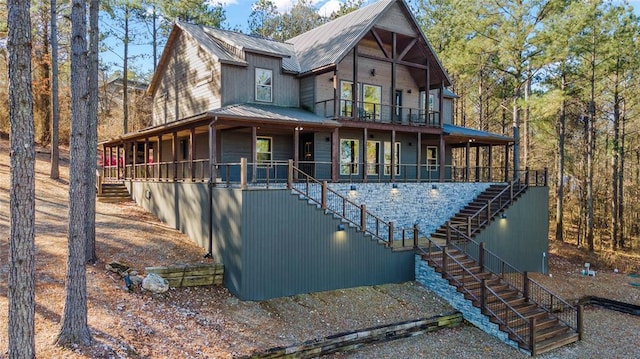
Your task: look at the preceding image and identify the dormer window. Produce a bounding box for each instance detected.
[255,68,272,102]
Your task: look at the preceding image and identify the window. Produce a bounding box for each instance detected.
[340,139,359,175]
[255,68,272,102]
[256,137,272,163]
[362,84,381,119]
[366,141,380,175]
[384,142,401,176]
[340,80,353,116]
[426,146,438,170]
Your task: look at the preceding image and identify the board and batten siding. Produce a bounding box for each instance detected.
[152,32,222,126]
[375,1,418,37]
[473,187,549,273]
[221,53,299,107]
[300,76,315,112]
[238,189,415,300]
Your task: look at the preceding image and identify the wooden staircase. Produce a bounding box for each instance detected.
[422,247,581,355]
[97,182,132,202]
[429,183,521,242]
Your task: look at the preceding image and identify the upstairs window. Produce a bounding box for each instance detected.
[255,68,272,102]
[340,80,353,116]
[362,84,381,119]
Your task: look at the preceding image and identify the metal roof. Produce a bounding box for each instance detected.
[443,124,513,144]
[177,22,246,65]
[212,103,340,126]
[287,0,394,74]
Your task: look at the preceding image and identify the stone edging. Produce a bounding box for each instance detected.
[243,311,463,358]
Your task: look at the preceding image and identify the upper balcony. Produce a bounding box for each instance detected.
[313,99,442,128]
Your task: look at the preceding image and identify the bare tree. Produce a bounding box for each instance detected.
[55,0,92,346]
[7,0,36,357]
[50,0,60,179]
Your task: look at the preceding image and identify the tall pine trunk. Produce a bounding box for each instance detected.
[7,0,36,357]
[56,0,92,347]
[555,70,566,242]
[50,0,60,179]
[85,0,99,263]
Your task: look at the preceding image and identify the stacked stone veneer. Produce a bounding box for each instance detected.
[292,182,494,240]
[415,254,522,352]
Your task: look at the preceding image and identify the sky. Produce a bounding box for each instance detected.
[101,0,640,79]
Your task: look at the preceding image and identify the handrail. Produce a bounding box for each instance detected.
[288,165,395,246]
[459,169,530,237]
[445,223,580,337]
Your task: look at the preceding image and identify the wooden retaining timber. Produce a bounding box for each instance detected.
[244,312,463,359]
[145,263,224,288]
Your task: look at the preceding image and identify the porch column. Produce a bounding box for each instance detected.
[425,59,430,121]
[391,32,397,123]
[190,127,196,181]
[209,122,217,185]
[157,135,163,180]
[294,126,300,181]
[488,145,493,182]
[390,129,396,182]
[144,138,149,180]
[117,145,121,179]
[331,127,339,182]
[172,131,178,181]
[352,45,359,120]
[504,145,510,182]
[333,69,339,117]
[465,142,471,181]
[132,141,137,180]
[438,134,445,182]
[362,128,368,182]
[251,126,257,183]
[439,81,445,127]
[475,146,480,182]
[416,133,421,182]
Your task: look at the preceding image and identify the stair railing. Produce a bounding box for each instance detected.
[463,168,531,237]
[446,224,581,338]
[416,238,533,350]
[287,163,395,246]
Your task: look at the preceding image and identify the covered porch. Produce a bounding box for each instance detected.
[100,105,520,186]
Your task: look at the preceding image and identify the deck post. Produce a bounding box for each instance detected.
[445,221,451,246]
[543,167,548,186]
[360,204,366,232]
[480,279,487,315]
[240,158,247,189]
[190,127,196,181]
[525,166,530,186]
[321,181,328,210]
[172,131,178,181]
[388,222,394,247]
[413,223,419,249]
[442,247,448,277]
[467,217,472,237]
[577,304,584,340]
[523,271,530,300]
[287,159,293,189]
[529,317,537,356]
[487,145,493,181]
[132,141,137,180]
[479,242,485,272]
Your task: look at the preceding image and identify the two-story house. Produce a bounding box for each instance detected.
[100,0,548,302]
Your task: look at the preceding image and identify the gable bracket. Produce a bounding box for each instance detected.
[398,38,418,62]
[370,28,390,59]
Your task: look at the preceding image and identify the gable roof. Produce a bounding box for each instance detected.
[287,0,451,85]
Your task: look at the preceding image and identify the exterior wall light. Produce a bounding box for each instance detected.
[431,184,438,190]
[350,185,357,191]
[501,213,507,219]
[337,223,345,231]
[370,68,376,76]
[392,183,398,189]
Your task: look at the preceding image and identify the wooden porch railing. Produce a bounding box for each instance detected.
[314,99,441,127]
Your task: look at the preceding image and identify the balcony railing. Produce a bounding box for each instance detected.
[314,99,441,127]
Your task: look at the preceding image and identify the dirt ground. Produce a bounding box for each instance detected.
[1,138,640,358]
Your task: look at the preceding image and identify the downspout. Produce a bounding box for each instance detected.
[204,116,217,258]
